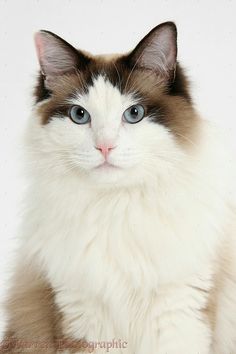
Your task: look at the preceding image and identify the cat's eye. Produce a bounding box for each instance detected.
[69,105,91,124]
[123,105,145,124]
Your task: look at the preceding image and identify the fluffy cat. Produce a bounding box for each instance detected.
[1,22,236,354]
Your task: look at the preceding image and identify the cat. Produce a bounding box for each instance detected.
[1,21,236,354]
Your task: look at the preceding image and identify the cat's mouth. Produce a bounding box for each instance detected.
[95,161,119,170]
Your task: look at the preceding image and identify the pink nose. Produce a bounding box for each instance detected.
[96,144,115,158]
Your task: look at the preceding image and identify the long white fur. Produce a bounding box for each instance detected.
[21,76,236,353]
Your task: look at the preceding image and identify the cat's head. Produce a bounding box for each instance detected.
[31,22,198,188]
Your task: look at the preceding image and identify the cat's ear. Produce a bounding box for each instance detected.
[128,22,177,80]
[34,30,89,88]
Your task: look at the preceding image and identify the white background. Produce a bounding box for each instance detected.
[0,0,235,339]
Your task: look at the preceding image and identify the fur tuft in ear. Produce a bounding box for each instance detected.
[34,30,90,88]
[128,22,177,80]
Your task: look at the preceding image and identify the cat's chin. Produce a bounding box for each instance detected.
[81,163,142,188]
[90,165,127,186]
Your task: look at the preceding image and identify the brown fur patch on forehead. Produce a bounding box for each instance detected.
[34,52,199,145]
[122,66,199,144]
[36,73,87,124]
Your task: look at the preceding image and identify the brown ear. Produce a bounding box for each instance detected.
[127,22,177,80]
[34,30,90,88]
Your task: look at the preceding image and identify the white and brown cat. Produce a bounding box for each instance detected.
[1,22,236,354]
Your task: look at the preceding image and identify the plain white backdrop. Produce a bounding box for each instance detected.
[0,0,235,339]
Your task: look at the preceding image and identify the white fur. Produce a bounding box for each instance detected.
[20,76,236,353]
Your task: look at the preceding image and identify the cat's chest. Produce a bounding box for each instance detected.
[42,198,163,289]
[33,188,217,292]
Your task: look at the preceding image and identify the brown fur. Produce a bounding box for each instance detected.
[0,259,87,353]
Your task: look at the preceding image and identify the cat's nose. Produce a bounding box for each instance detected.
[95,144,115,158]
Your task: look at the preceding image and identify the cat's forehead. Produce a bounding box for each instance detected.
[69,75,135,112]
[35,53,165,107]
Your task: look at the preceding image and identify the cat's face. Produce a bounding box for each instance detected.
[31,22,198,187]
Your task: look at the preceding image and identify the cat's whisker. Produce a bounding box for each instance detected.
[124,50,146,93]
[112,62,122,92]
[174,132,198,148]
[75,70,88,94]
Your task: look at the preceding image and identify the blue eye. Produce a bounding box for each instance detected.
[123,104,145,124]
[69,105,91,124]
